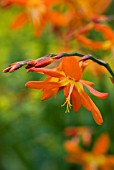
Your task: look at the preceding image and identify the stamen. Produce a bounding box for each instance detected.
[61,84,74,113]
[61,97,72,113]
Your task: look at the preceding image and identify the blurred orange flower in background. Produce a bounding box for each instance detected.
[64,133,114,170]
[25,56,108,125]
[1,0,112,39]
[2,0,68,36]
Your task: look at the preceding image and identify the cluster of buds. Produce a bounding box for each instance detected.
[3,55,57,73]
[3,52,83,73]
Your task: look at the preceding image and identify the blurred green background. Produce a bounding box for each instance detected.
[0,3,114,170]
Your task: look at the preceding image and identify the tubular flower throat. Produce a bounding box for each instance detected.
[26,57,108,125]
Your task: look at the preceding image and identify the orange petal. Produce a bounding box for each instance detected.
[25,81,45,89]
[64,140,81,153]
[81,80,108,99]
[89,97,103,125]
[42,88,59,100]
[80,80,94,86]
[75,34,104,50]
[80,89,103,124]
[105,156,114,165]
[94,24,114,40]
[28,67,64,78]
[25,81,60,90]
[71,88,81,112]
[48,11,68,26]
[11,12,28,29]
[93,134,109,155]
[80,90,92,111]
[62,57,82,80]
[64,84,70,97]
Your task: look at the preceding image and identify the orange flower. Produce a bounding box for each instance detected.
[7,0,68,36]
[61,0,112,44]
[64,133,114,170]
[25,57,108,125]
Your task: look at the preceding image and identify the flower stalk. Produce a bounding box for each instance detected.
[3,51,114,81]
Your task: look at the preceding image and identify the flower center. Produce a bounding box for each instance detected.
[27,0,46,25]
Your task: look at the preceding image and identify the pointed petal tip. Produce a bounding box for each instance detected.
[25,81,35,87]
[41,96,45,101]
[97,119,103,125]
[25,82,29,87]
[92,110,103,125]
[25,81,37,88]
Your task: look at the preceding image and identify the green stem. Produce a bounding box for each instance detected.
[49,51,84,58]
[3,51,114,78]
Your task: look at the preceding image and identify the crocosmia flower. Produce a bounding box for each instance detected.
[7,0,68,36]
[64,133,114,170]
[25,57,108,125]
